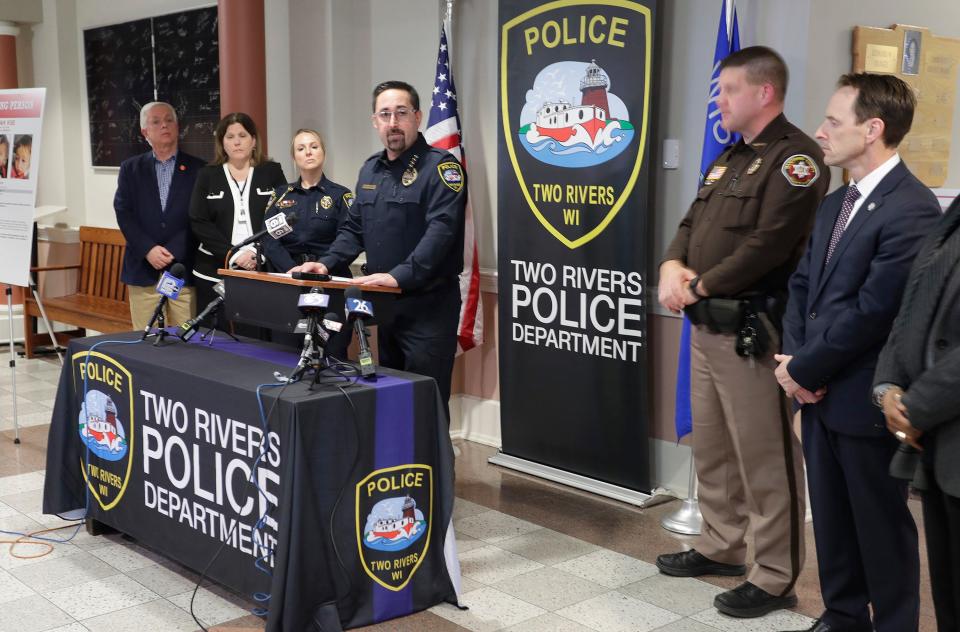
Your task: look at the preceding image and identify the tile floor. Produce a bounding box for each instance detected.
[0,353,938,631]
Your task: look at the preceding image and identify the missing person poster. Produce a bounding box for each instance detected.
[0,88,46,287]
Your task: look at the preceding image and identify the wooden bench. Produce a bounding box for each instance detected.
[23,226,131,358]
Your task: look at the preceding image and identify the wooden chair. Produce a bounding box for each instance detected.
[22,226,132,358]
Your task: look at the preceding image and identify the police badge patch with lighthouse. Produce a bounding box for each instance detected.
[356,464,433,591]
[73,351,136,511]
[501,1,653,250]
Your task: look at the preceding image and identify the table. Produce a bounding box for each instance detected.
[42,332,460,631]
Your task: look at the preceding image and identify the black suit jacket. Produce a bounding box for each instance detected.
[876,197,960,496]
[782,161,940,436]
[188,161,286,281]
[114,150,206,286]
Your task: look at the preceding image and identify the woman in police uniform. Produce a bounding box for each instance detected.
[263,129,354,357]
[189,112,287,310]
[262,129,353,278]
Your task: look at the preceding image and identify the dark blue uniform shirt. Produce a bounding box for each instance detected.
[262,175,354,276]
[320,134,466,291]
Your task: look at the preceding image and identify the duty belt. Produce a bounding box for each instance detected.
[685,294,775,334]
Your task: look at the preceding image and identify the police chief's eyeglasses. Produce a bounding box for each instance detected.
[375,108,416,122]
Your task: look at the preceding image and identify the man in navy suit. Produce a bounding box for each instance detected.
[776,74,941,632]
[114,101,205,330]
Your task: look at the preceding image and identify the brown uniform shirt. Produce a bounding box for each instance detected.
[662,113,830,297]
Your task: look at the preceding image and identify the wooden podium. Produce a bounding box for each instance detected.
[217,269,400,332]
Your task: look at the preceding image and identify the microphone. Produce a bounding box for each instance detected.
[316,311,343,354]
[231,211,299,251]
[321,312,343,336]
[292,288,329,377]
[142,263,185,339]
[177,281,225,341]
[293,288,331,334]
[298,287,330,312]
[344,286,375,377]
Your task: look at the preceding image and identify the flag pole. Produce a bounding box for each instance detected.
[661,456,702,534]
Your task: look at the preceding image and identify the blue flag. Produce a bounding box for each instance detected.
[676,0,740,440]
[699,0,741,182]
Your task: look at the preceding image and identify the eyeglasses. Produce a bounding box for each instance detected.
[375,109,416,122]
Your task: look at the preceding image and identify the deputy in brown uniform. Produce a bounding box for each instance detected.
[656,46,830,618]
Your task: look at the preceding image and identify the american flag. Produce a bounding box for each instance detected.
[424,22,483,353]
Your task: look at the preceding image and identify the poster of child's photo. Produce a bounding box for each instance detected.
[12,135,32,179]
[0,135,9,179]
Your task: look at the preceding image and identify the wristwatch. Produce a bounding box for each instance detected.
[689,276,706,299]
[872,383,898,408]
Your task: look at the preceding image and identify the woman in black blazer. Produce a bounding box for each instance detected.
[189,112,286,311]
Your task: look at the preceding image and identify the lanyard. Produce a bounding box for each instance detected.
[228,169,250,221]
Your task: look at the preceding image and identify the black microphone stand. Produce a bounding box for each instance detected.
[288,315,338,390]
[289,316,319,384]
[198,301,240,345]
[145,311,175,347]
[307,340,335,391]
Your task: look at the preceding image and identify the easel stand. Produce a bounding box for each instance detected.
[23,273,65,363]
[5,273,64,445]
[5,288,21,444]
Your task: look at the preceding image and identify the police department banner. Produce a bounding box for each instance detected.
[497,0,655,492]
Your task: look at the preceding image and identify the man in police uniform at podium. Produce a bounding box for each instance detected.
[294,81,466,421]
[656,47,829,618]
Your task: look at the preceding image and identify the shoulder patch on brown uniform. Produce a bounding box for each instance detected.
[780,154,820,187]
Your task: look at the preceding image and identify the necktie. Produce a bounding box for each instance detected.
[825,184,861,264]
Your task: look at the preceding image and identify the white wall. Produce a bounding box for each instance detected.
[451,0,499,268]
[287,0,375,186]
[264,0,292,177]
